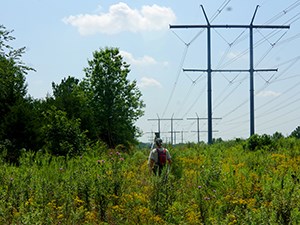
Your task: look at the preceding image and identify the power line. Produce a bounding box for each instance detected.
[148,115,183,145]
[170,5,289,144]
[162,44,189,118]
[187,113,221,143]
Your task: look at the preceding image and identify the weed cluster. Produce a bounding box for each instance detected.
[0,137,300,224]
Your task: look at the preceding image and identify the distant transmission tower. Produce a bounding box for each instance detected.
[187,113,221,143]
[148,114,183,145]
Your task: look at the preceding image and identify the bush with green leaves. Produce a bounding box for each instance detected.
[1,138,300,224]
[41,106,88,156]
[290,126,300,139]
[245,133,274,151]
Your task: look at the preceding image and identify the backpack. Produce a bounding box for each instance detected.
[157,148,167,166]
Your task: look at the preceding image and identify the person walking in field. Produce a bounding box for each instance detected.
[148,138,172,176]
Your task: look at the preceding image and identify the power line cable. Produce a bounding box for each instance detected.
[223,74,300,125]
[162,44,189,117]
[258,103,300,127]
[257,110,300,134]
[213,76,248,110]
[164,0,233,120]
[167,1,299,141]
[256,79,300,112]
[217,2,300,138]
[213,30,297,131]
[181,82,207,118]
[264,0,300,24]
[259,95,300,118]
[175,73,206,116]
[210,0,232,22]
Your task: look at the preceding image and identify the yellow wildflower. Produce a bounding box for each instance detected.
[25,197,34,206]
[151,215,165,224]
[85,211,97,221]
[74,195,84,206]
[57,214,64,219]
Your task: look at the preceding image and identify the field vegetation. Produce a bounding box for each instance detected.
[1,135,300,224]
[1,24,300,225]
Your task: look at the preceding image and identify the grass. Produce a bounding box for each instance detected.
[0,137,300,224]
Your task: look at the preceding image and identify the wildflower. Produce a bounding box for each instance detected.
[198,185,202,189]
[25,197,34,206]
[120,157,124,161]
[97,160,105,164]
[116,151,121,156]
[204,196,210,200]
[74,196,84,206]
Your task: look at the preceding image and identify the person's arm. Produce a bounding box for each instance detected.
[149,159,155,174]
[148,150,155,174]
[166,150,172,165]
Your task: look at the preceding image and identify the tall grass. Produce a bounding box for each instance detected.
[0,137,300,224]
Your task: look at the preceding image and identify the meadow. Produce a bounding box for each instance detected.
[1,136,300,224]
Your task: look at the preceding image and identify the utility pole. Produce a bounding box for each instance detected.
[170,5,289,144]
[170,130,188,144]
[163,115,183,145]
[148,114,161,138]
[191,130,219,143]
[144,131,155,142]
[148,114,183,145]
[180,130,189,144]
[170,131,181,145]
[187,113,221,143]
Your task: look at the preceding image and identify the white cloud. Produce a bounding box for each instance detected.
[256,90,281,97]
[63,2,176,35]
[138,77,162,88]
[120,50,158,66]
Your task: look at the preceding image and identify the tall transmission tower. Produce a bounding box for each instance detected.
[170,5,290,144]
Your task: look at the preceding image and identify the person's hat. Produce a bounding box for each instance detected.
[155,138,163,146]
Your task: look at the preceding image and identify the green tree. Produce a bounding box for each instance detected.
[290,126,300,139]
[50,76,96,139]
[41,106,87,156]
[0,25,36,162]
[272,131,284,140]
[83,47,145,148]
[51,76,84,119]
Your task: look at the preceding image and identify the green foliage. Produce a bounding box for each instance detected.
[83,47,145,148]
[0,139,300,224]
[0,25,35,74]
[272,131,284,140]
[290,126,300,139]
[50,76,96,139]
[51,76,85,120]
[41,106,88,156]
[1,26,146,161]
[0,97,42,162]
[0,25,37,162]
[245,133,274,151]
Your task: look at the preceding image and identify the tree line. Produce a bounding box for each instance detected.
[0,25,145,163]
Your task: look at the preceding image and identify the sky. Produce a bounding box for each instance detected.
[1,0,300,144]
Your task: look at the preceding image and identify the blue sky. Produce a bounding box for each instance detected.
[1,0,300,143]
